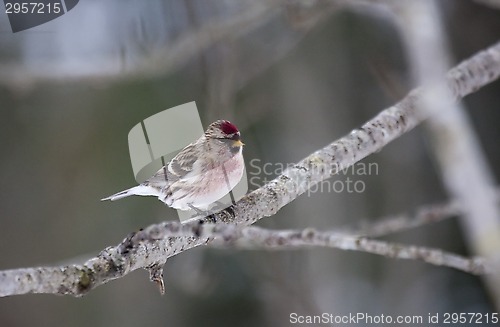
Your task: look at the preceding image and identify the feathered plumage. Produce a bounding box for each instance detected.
[102,120,245,211]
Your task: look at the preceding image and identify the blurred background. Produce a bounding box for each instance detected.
[1,0,500,326]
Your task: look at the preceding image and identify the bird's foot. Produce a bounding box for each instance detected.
[208,201,230,213]
[188,204,212,220]
[188,203,227,222]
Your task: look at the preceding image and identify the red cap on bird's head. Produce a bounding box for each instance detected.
[220,120,239,136]
[205,120,242,147]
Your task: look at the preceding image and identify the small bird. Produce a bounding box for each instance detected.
[102,120,245,211]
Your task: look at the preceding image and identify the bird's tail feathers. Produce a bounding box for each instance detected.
[101,185,160,201]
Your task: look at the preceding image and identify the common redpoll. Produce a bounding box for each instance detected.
[102,120,245,211]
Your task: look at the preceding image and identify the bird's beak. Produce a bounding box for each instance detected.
[233,140,245,147]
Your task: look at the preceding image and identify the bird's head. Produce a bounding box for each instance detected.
[205,120,244,148]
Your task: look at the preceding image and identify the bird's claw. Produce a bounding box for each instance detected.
[188,202,229,220]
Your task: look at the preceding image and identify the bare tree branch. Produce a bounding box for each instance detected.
[1,40,500,297]
[394,0,500,309]
[132,222,491,275]
[0,215,490,298]
[345,200,460,237]
[351,189,500,237]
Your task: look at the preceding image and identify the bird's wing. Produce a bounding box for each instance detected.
[143,142,200,187]
[167,142,199,178]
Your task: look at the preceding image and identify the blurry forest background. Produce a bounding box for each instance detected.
[1,1,500,326]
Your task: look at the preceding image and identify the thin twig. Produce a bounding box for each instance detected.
[345,200,461,237]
